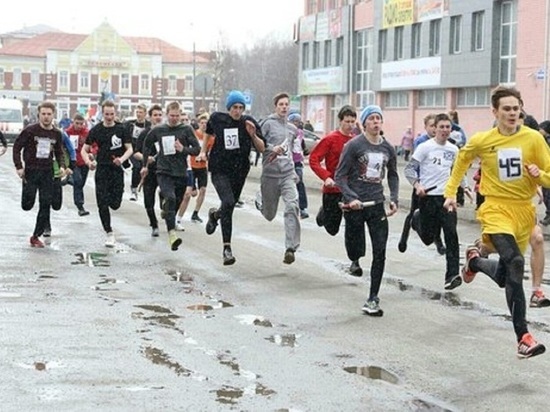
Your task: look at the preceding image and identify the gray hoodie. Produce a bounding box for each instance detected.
[260,113,297,178]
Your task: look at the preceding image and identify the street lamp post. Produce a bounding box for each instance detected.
[192,37,196,116]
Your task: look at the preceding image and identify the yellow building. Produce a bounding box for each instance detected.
[0,22,213,120]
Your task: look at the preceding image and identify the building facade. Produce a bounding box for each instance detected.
[297,0,550,144]
[0,22,214,121]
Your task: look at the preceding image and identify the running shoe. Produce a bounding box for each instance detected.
[191,213,203,223]
[530,290,550,308]
[349,260,363,277]
[130,188,138,201]
[462,245,480,283]
[362,297,384,317]
[283,248,295,264]
[176,220,185,231]
[168,230,182,251]
[254,191,263,212]
[315,206,325,227]
[30,236,44,248]
[205,208,219,235]
[300,209,309,219]
[223,248,236,266]
[104,232,116,248]
[517,333,546,359]
[444,274,462,290]
[151,227,160,237]
[78,208,90,217]
[43,227,51,237]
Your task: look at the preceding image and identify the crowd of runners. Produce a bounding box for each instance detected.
[7,85,550,359]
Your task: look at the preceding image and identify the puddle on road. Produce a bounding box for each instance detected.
[165,268,195,293]
[265,334,298,347]
[142,346,192,377]
[216,353,258,380]
[187,299,234,312]
[72,252,110,267]
[133,304,183,333]
[213,385,244,404]
[37,275,57,280]
[344,365,399,385]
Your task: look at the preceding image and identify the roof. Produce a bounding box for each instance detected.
[0,31,209,64]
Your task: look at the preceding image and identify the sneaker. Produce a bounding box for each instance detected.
[530,290,550,308]
[315,206,325,227]
[176,221,185,231]
[349,260,363,277]
[30,236,44,248]
[474,238,491,258]
[104,232,116,248]
[151,227,160,237]
[168,230,182,251]
[444,274,463,290]
[517,333,546,359]
[130,189,138,201]
[362,297,384,317]
[300,209,309,219]
[283,248,295,264]
[205,208,219,235]
[191,213,203,223]
[434,236,446,255]
[462,245,481,283]
[43,228,51,238]
[254,191,263,212]
[223,248,236,266]
[78,208,90,217]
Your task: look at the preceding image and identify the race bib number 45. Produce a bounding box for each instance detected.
[224,128,240,150]
[498,148,522,181]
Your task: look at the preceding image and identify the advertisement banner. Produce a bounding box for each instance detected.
[299,15,316,42]
[416,0,448,22]
[383,0,414,28]
[381,57,442,89]
[306,96,326,132]
[300,67,345,95]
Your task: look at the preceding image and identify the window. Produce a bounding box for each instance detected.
[120,73,130,91]
[302,43,310,70]
[31,69,40,87]
[384,91,409,108]
[378,29,387,62]
[472,11,485,51]
[307,0,315,14]
[140,74,150,93]
[0,68,4,85]
[184,76,192,92]
[324,40,332,67]
[457,87,489,107]
[429,19,441,56]
[79,71,90,90]
[58,70,69,90]
[418,89,446,107]
[411,23,421,58]
[168,75,177,92]
[313,41,321,69]
[394,26,404,60]
[356,29,375,109]
[450,15,462,54]
[13,68,22,87]
[336,37,344,65]
[499,1,517,84]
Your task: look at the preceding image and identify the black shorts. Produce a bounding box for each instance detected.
[191,168,208,189]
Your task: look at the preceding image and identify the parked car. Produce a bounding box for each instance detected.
[303,129,321,155]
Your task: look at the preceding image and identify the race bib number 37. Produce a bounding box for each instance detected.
[224,128,240,150]
[498,148,522,181]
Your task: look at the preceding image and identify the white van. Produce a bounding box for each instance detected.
[0,98,24,142]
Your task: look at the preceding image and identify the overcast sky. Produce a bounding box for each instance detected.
[0,0,304,51]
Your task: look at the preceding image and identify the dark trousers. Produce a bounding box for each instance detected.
[72,165,89,209]
[22,169,54,237]
[143,172,160,229]
[294,162,308,211]
[95,166,124,233]
[321,192,344,236]
[343,203,388,300]
[417,196,459,280]
[543,187,550,217]
[129,156,142,189]
[157,173,185,232]
[211,170,248,244]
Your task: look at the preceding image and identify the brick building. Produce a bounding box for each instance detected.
[0,22,214,121]
[296,0,550,143]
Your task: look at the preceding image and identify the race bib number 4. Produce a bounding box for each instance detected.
[224,128,240,150]
[497,148,522,181]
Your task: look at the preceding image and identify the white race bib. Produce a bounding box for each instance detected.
[364,152,384,181]
[497,148,522,181]
[36,138,51,159]
[162,135,176,155]
[69,134,79,151]
[224,128,240,150]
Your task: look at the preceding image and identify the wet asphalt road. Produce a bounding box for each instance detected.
[2,149,550,411]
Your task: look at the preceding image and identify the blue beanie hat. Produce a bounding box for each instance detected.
[225,90,246,110]
[360,105,383,125]
[288,113,302,122]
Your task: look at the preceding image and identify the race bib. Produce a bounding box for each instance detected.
[162,135,176,155]
[132,125,144,139]
[497,148,522,181]
[224,128,240,150]
[36,137,51,159]
[69,134,79,151]
[362,152,384,181]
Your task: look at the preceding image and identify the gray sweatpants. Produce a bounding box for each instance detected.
[260,172,301,251]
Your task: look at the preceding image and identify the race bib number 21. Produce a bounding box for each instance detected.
[497,148,522,181]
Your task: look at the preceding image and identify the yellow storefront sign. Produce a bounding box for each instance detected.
[383,0,414,28]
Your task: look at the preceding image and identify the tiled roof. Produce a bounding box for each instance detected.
[0,31,208,64]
